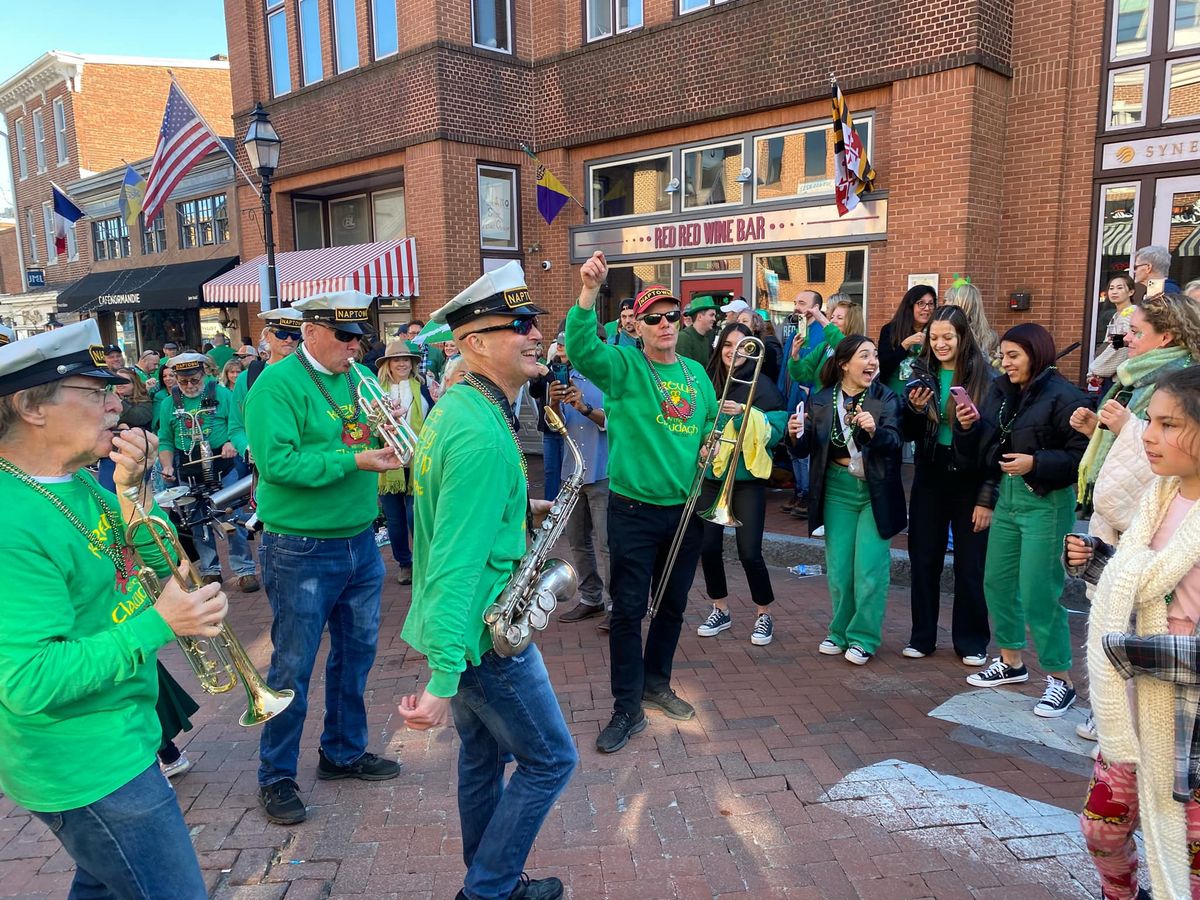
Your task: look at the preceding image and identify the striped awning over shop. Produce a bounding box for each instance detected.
[1177,226,1200,257]
[1101,221,1133,256]
[202,238,419,303]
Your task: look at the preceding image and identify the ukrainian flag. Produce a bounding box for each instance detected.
[119,164,147,230]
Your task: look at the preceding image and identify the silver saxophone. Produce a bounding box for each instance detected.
[483,405,586,657]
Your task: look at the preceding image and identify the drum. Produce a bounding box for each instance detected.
[154,485,190,511]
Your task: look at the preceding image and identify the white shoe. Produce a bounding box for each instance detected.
[812,525,826,537]
[1076,712,1098,741]
[159,751,192,779]
[961,653,988,667]
[818,639,842,655]
[901,646,927,659]
[844,646,872,665]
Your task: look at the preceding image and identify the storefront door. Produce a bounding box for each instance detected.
[1151,174,1200,290]
[681,276,740,308]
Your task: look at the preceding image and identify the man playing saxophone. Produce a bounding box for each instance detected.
[399,262,577,900]
[0,321,227,899]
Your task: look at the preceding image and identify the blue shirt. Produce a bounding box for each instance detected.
[559,373,608,485]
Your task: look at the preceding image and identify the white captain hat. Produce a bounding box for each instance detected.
[0,320,127,396]
[292,291,375,335]
[262,306,303,326]
[163,352,209,376]
[430,261,545,330]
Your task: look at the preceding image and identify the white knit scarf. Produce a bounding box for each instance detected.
[1087,476,1200,899]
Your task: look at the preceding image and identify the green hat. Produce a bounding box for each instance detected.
[685,295,719,315]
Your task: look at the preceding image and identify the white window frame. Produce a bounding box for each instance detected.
[587,151,674,223]
[681,138,745,211]
[332,0,360,73]
[1170,0,1200,50]
[14,119,27,180]
[1164,55,1200,122]
[471,0,513,54]
[682,255,743,276]
[372,0,399,59]
[1112,0,1153,61]
[293,197,326,248]
[477,164,519,250]
[328,193,371,246]
[32,110,46,173]
[43,202,57,264]
[267,0,292,98]
[1107,64,1150,130]
[26,209,38,262]
[752,246,871,323]
[298,0,324,86]
[140,211,167,255]
[751,115,876,204]
[1089,182,1141,362]
[586,0,643,42]
[52,98,68,167]
[66,212,78,261]
[680,0,732,13]
[371,186,407,241]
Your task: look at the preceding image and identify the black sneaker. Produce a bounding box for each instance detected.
[1033,676,1077,718]
[642,687,695,720]
[965,657,1029,687]
[595,711,647,753]
[259,779,306,825]
[316,749,401,781]
[454,875,565,900]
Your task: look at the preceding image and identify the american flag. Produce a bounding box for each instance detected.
[141,82,224,224]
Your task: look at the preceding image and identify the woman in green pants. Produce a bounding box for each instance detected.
[955,323,1090,717]
[788,335,906,665]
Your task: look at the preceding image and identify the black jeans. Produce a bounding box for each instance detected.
[698,478,775,606]
[607,492,704,717]
[907,448,991,657]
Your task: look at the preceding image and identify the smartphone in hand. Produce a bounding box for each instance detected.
[949,386,978,418]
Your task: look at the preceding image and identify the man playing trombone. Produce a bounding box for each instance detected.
[0,321,227,899]
[566,252,718,754]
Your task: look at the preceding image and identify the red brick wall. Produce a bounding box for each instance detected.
[0,223,22,294]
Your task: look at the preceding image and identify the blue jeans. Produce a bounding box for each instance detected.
[194,466,255,577]
[453,645,577,900]
[542,433,564,501]
[792,456,809,497]
[379,490,414,567]
[258,526,385,786]
[30,763,206,900]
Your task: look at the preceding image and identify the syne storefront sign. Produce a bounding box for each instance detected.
[1102,132,1200,170]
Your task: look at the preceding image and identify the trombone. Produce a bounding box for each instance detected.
[122,485,294,727]
[647,335,766,619]
[353,364,421,466]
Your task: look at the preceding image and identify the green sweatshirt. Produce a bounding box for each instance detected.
[676,325,714,365]
[566,305,718,504]
[786,322,846,390]
[402,385,528,697]
[0,472,177,811]
[156,384,247,456]
[243,353,381,538]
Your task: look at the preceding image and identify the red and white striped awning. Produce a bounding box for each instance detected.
[202,238,418,304]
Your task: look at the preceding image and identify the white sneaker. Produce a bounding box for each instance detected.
[812,525,826,537]
[901,646,927,659]
[160,751,192,779]
[750,614,774,646]
[961,653,988,667]
[1076,711,1098,741]
[697,606,732,637]
[818,639,842,655]
[844,646,872,665]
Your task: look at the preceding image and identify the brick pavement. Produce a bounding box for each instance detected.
[0,549,1106,900]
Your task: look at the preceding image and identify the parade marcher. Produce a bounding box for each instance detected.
[676,295,718,365]
[879,285,936,395]
[245,291,403,825]
[695,323,788,646]
[1068,365,1200,900]
[957,323,1090,716]
[0,320,227,899]
[901,307,994,665]
[206,332,235,372]
[135,349,160,390]
[103,343,125,373]
[157,352,257,591]
[527,339,567,501]
[398,261,575,900]
[567,253,719,753]
[607,297,639,348]
[232,307,303,431]
[788,335,906,665]
[375,339,431,585]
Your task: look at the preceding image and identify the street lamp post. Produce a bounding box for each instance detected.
[243,103,282,310]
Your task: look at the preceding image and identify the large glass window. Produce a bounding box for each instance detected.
[1165,57,1200,120]
[682,256,742,275]
[683,141,743,209]
[66,213,78,260]
[176,194,229,249]
[587,0,643,40]
[299,0,324,85]
[140,212,166,255]
[92,216,130,261]
[1114,0,1152,58]
[32,110,46,173]
[1108,66,1148,128]
[1091,184,1139,360]
[373,0,399,58]
[478,165,518,250]
[372,188,406,241]
[42,203,56,264]
[294,198,325,249]
[753,248,868,320]
[14,120,27,180]
[330,195,371,246]
[333,0,359,72]
[589,154,672,220]
[603,260,672,322]
[53,98,68,166]
[473,0,511,52]
[267,0,292,97]
[26,209,38,262]
[681,0,731,11]
[1174,0,1200,48]
[753,119,872,202]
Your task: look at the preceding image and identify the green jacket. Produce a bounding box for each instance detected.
[676,325,714,366]
[156,383,247,456]
[786,322,846,390]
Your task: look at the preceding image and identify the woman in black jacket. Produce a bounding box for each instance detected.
[956,323,1090,717]
[879,284,937,395]
[789,335,905,665]
[901,307,995,666]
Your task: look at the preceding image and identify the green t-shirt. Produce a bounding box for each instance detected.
[566,305,718,505]
[937,367,955,447]
[0,472,177,811]
[207,345,235,371]
[243,353,381,538]
[402,385,528,698]
[156,383,247,456]
[786,322,846,390]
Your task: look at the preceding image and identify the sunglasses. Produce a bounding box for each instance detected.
[639,310,681,326]
[271,327,301,340]
[461,317,539,338]
[176,375,204,385]
[319,323,361,343]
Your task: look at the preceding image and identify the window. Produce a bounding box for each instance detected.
[682,256,741,275]
[472,0,511,52]
[1107,65,1148,128]
[1091,183,1139,361]
[267,0,292,97]
[587,0,643,40]
[299,0,324,85]
[373,0,399,58]
[477,165,518,249]
[92,216,130,260]
[589,153,672,220]
[603,260,672,321]
[140,212,166,255]
[333,0,359,72]
[372,187,406,241]
[52,99,68,166]
[1113,0,1151,59]
[294,198,325,249]
[1174,0,1200,48]
[683,141,743,209]
[1165,57,1200,121]
[26,209,38,262]
[42,202,56,264]
[329,195,371,245]
[176,193,229,249]
[681,0,731,11]
[753,248,869,317]
[65,213,78,261]
[14,119,27,180]
[753,118,873,202]
[32,110,46,173]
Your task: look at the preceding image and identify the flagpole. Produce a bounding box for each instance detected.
[520,143,587,213]
[168,71,262,199]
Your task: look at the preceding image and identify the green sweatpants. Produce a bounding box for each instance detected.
[823,464,891,654]
[982,477,1076,672]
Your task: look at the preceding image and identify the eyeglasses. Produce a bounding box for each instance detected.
[318,323,361,343]
[639,310,682,325]
[270,327,301,340]
[460,317,540,338]
[176,375,204,386]
[61,383,118,400]
[914,300,936,310]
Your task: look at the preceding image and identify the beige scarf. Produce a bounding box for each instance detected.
[1087,476,1200,899]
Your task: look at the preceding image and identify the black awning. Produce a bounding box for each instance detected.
[56,257,239,315]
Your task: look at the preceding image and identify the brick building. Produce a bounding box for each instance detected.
[217,0,1185,374]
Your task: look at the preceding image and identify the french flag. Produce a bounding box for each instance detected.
[51,182,84,256]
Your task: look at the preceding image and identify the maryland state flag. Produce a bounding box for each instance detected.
[831,81,876,216]
[522,145,581,225]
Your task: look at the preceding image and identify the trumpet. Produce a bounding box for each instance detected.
[354,364,421,465]
[122,485,294,727]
